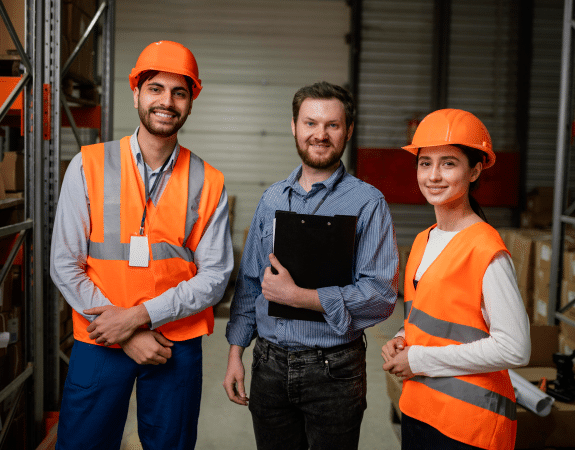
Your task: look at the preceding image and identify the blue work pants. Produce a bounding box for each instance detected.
[55,337,202,450]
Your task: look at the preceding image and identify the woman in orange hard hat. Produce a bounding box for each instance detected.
[382,109,530,450]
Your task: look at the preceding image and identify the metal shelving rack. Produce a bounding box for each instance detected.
[0,0,114,447]
[549,0,575,329]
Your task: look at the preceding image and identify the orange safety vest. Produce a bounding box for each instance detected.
[401,222,517,450]
[73,136,224,345]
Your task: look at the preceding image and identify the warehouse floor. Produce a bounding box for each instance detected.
[119,297,404,450]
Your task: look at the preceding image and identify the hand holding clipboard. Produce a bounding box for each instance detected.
[266,210,357,322]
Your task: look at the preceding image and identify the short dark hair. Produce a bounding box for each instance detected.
[136,70,196,96]
[292,81,355,130]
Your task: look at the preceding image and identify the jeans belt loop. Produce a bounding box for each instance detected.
[262,337,270,362]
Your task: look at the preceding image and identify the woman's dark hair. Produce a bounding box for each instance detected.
[455,145,488,223]
[416,145,489,223]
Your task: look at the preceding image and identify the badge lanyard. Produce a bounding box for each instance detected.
[129,153,172,268]
[288,189,330,215]
[288,170,344,215]
[139,154,172,235]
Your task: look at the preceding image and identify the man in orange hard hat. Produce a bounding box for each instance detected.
[51,41,233,450]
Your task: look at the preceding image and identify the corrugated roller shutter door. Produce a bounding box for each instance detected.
[114,0,349,249]
[528,0,568,191]
[357,0,517,247]
[448,0,517,151]
[357,0,434,247]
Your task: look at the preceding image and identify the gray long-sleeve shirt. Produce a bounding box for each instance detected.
[50,129,234,329]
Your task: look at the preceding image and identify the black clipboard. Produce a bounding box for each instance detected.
[268,210,357,322]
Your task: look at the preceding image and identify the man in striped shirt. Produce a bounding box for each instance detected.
[224,81,398,450]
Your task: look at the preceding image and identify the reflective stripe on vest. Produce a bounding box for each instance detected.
[410,375,517,420]
[87,140,204,262]
[408,306,490,344]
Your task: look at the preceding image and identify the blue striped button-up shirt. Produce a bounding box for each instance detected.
[226,163,398,350]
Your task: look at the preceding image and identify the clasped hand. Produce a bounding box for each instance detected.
[381,336,413,379]
[84,305,140,346]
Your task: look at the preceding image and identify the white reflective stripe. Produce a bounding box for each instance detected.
[408,307,489,344]
[183,152,205,247]
[411,375,516,420]
[87,141,199,263]
[152,242,194,262]
[89,241,130,260]
[103,141,122,247]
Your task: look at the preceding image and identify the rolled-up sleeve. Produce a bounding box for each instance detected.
[318,198,398,335]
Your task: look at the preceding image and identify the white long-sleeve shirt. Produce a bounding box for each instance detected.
[397,227,531,377]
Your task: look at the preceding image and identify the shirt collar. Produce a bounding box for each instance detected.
[130,127,180,172]
[284,162,347,194]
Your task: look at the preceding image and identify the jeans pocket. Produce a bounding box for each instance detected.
[251,341,266,371]
[67,343,103,389]
[324,348,365,381]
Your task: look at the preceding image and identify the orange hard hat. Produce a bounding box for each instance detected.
[402,109,495,169]
[129,41,202,99]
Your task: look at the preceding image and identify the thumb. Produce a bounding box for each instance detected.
[237,378,247,398]
[84,306,109,315]
[152,331,174,347]
[269,253,284,272]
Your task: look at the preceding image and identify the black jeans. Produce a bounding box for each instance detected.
[401,413,483,450]
[248,337,367,450]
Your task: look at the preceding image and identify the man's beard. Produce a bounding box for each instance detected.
[295,135,346,170]
[138,105,187,138]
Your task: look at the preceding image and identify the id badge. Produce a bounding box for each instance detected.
[129,235,149,267]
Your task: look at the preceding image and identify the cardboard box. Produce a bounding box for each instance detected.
[0,151,24,191]
[534,237,553,288]
[528,324,559,367]
[560,279,575,322]
[0,0,25,56]
[0,270,12,313]
[514,366,575,449]
[61,0,97,83]
[0,265,21,312]
[558,333,575,354]
[520,210,552,229]
[533,288,550,325]
[0,172,5,200]
[526,187,554,215]
[560,322,575,343]
[564,247,575,283]
[505,229,548,290]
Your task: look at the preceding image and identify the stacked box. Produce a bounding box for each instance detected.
[0,151,24,192]
[520,186,554,229]
[558,332,575,354]
[499,228,550,321]
[0,0,25,56]
[61,0,98,83]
